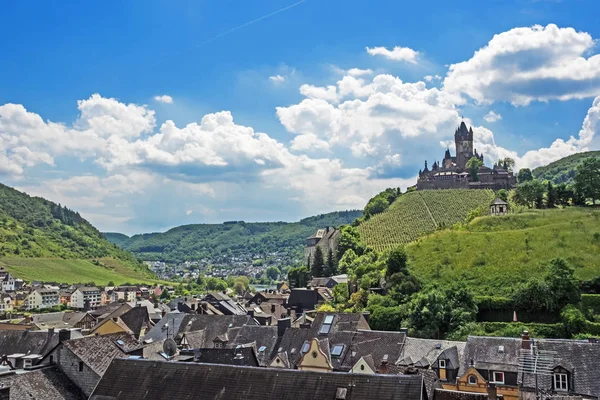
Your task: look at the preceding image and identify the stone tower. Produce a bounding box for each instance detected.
[454,121,474,169]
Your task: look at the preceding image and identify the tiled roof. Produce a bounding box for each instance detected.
[119,306,152,339]
[185,347,259,367]
[62,332,138,376]
[433,389,490,400]
[0,366,85,400]
[91,358,425,400]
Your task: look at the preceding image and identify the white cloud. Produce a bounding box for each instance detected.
[269,75,286,84]
[277,73,464,159]
[366,46,420,64]
[299,84,339,103]
[424,75,442,82]
[186,210,193,215]
[444,24,600,105]
[153,95,174,104]
[483,110,502,123]
[347,68,373,77]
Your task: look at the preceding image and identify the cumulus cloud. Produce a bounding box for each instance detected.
[277,73,464,161]
[153,95,173,104]
[483,111,502,123]
[444,24,600,105]
[269,75,286,84]
[366,46,420,64]
[347,68,373,77]
[424,75,442,83]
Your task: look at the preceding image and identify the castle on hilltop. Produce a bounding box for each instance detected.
[416,121,516,190]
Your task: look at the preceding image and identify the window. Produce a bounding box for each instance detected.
[554,373,568,391]
[468,375,477,385]
[439,359,446,368]
[331,345,344,357]
[78,361,84,372]
[320,315,333,335]
[258,346,266,353]
[301,341,310,354]
[491,371,504,384]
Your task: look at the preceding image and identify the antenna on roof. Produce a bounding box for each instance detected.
[518,339,556,400]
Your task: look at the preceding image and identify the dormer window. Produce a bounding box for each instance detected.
[439,359,446,369]
[491,371,504,384]
[301,341,310,354]
[554,373,568,391]
[468,375,477,385]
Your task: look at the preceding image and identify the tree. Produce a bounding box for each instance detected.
[466,157,483,182]
[325,249,336,277]
[574,157,600,205]
[311,246,325,277]
[546,181,557,208]
[555,183,573,206]
[338,249,357,274]
[515,180,545,208]
[288,266,310,288]
[107,281,115,287]
[233,281,246,296]
[496,189,509,202]
[501,157,515,173]
[265,266,280,281]
[365,197,389,216]
[337,225,366,260]
[385,247,408,278]
[332,282,349,305]
[517,168,533,182]
[368,305,408,331]
[545,258,580,313]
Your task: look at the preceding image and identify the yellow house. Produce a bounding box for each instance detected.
[297,338,333,372]
[447,367,519,400]
[89,316,133,336]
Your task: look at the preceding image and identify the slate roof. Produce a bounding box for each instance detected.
[288,288,320,309]
[0,329,60,357]
[491,198,509,205]
[522,338,600,398]
[184,347,259,367]
[61,332,139,376]
[143,314,258,347]
[119,305,152,339]
[398,337,465,369]
[89,303,132,333]
[228,325,280,366]
[459,336,521,375]
[90,358,426,400]
[0,367,85,400]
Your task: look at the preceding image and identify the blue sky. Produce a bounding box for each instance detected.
[1,0,600,234]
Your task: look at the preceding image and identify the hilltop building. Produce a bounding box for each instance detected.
[417,121,516,191]
[304,227,340,266]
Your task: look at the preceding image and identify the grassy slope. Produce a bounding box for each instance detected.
[110,210,362,262]
[358,189,495,252]
[0,183,155,284]
[406,208,600,296]
[532,150,600,184]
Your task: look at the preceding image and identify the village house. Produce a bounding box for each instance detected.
[23,288,60,310]
[70,286,102,309]
[490,198,509,216]
[0,294,13,313]
[304,226,341,267]
[47,332,141,397]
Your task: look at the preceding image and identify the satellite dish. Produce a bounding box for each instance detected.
[163,338,178,358]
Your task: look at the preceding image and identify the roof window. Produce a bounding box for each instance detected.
[331,345,344,357]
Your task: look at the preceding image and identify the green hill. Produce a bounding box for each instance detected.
[0,183,155,284]
[108,211,362,263]
[532,151,600,184]
[357,189,495,252]
[406,207,600,296]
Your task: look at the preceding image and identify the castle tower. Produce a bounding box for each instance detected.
[454,121,474,169]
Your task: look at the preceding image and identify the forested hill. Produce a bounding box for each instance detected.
[105,210,362,263]
[0,182,153,283]
[532,151,600,184]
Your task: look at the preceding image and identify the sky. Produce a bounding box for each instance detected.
[1,0,600,235]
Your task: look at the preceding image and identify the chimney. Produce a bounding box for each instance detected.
[277,318,291,337]
[0,385,9,400]
[522,330,531,350]
[362,311,370,324]
[58,329,71,343]
[271,304,276,313]
[47,328,55,337]
[379,354,390,374]
[487,383,497,400]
